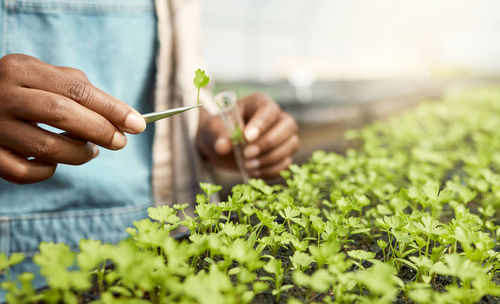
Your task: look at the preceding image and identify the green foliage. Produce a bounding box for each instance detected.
[1,87,500,303]
[230,126,245,145]
[148,205,180,225]
[0,253,24,273]
[193,68,210,105]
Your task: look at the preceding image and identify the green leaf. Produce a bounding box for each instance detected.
[249,179,274,195]
[148,205,180,224]
[290,251,314,270]
[193,68,210,105]
[193,68,210,89]
[8,253,24,266]
[221,222,248,238]
[199,182,222,196]
[356,263,399,298]
[264,259,282,275]
[347,249,376,261]
[77,239,104,271]
[0,252,24,272]
[34,242,75,269]
[230,127,245,145]
[377,239,388,249]
[423,180,440,201]
[0,253,8,271]
[253,281,268,293]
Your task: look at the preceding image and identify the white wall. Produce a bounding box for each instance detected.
[201,0,500,81]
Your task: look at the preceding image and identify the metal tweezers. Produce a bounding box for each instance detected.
[142,104,202,124]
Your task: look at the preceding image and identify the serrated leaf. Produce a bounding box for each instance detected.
[148,206,180,224]
[348,250,376,261]
[423,180,440,201]
[193,68,209,89]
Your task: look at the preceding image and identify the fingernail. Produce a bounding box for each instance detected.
[245,159,260,169]
[89,143,100,159]
[111,131,127,149]
[245,127,259,142]
[244,145,260,158]
[215,138,230,155]
[124,113,146,133]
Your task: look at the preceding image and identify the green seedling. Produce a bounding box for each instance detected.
[1,87,499,304]
[193,68,210,105]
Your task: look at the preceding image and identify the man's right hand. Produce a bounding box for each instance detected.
[0,54,146,184]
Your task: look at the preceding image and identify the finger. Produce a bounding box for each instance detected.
[249,157,292,179]
[199,115,233,156]
[55,66,90,82]
[0,146,57,184]
[196,136,237,170]
[0,120,98,165]
[215,137,232,155]
[239,93,281,143]
[245,135,299,170]
[0,54,145,134]
[7,87,127,150]
[243,112,298,159]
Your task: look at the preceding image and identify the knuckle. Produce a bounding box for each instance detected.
[33,136,60,159]
[65,67,88,81]
[0,87,14,112]
[249,92,281,110]
[252,92,273,104]
[265,100,281,114]
[252,92,267,100]
[65,81,93,102]
[100,100,122,121]
[0,54,31,77]
[46,96,68,123]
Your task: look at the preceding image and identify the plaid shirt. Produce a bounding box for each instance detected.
[152,0,216,206]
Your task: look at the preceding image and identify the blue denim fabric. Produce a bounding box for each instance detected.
[0,0,157,299]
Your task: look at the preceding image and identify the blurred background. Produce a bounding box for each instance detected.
[200,0,500,185]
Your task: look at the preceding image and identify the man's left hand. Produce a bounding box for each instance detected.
[197,93,299,179]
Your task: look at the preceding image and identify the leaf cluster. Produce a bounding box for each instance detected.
[2,87,500,303]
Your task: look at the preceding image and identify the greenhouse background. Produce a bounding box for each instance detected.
[202,0,500,81]
[1,1,499,302]
[201,0,500,187]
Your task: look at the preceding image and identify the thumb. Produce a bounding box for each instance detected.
[200,115,233,156]
[214,137,232,155]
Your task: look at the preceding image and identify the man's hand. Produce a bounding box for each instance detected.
[197,93,299,179]
[0,54,146,184]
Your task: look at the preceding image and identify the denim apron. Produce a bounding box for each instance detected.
[0,0,157,299]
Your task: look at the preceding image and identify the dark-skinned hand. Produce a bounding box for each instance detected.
[0,54,146,184]
[197,93,299,179]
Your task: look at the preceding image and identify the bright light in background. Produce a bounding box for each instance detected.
[201,0,500,81]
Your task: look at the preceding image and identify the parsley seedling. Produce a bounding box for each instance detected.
[193,68,210,105]
[1,87,500,304]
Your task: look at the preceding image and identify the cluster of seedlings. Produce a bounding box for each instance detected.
[1,87,499,303]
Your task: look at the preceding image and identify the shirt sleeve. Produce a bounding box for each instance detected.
[173,0,217,116]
